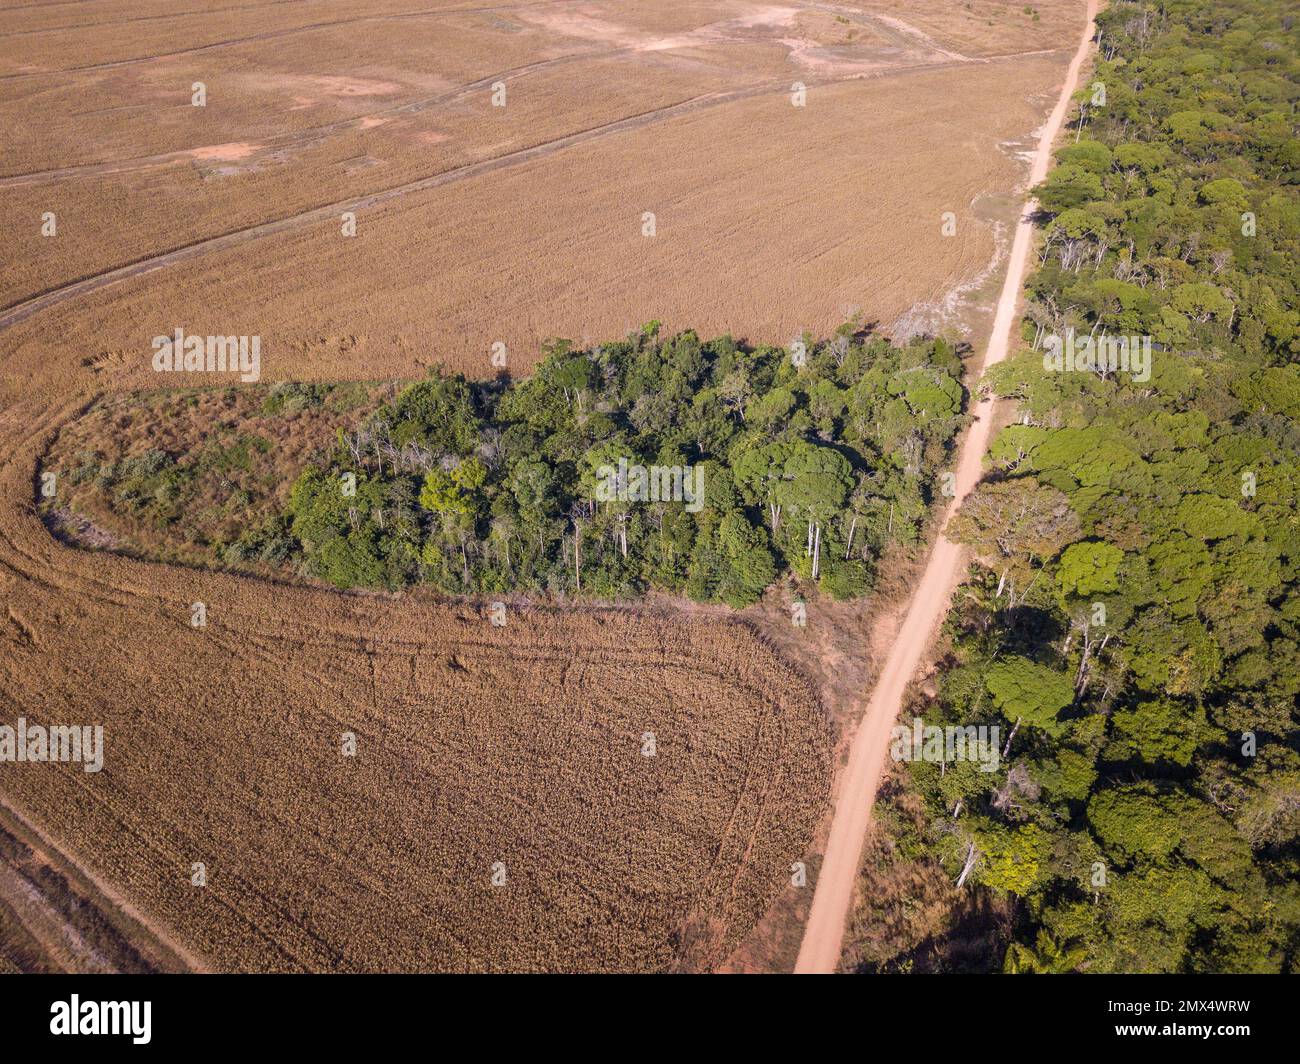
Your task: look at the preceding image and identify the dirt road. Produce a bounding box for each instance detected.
[0,795,204,973]
[792,0,1099,975]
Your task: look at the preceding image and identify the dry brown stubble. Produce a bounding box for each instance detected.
[0,0,1090,971]
[1,407,833,969]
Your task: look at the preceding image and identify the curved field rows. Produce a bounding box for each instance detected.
[0,0,1090,971]
[0,395,832,970]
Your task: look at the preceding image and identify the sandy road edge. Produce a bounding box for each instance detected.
[0,793,210,973]
[792,0,1101,975]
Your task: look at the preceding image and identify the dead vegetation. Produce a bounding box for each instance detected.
[0,0,1089,972]
[0,594,831,971]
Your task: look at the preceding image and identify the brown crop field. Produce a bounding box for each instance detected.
[37,382,385,570]
[1,0,1086,379]
[0,528,833,971]
[0,0,1089,972]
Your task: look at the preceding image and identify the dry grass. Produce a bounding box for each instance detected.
[0,0,1090,971]
[2,0,1085,368]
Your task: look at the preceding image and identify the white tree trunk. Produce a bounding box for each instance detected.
[956,842,978,888]
[1002,717,1021,759]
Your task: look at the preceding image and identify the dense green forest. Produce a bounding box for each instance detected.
[890,0,1300,972]
[278,325,965,604]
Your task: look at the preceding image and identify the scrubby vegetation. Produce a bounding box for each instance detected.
[39,382,383,571]
[878,0,1300,973]
[286,324,966,605]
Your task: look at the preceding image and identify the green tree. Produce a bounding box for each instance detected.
[985,658,1075,736]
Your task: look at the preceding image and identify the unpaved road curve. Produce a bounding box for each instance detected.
[793,0,1099,976]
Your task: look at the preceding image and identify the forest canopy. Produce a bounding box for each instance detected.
[282,326,966,605]
[884,0,1300,974]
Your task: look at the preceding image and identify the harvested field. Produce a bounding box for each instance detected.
[0,0,1090,973]
[0,523,832,971]
[2,0,1086,375]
